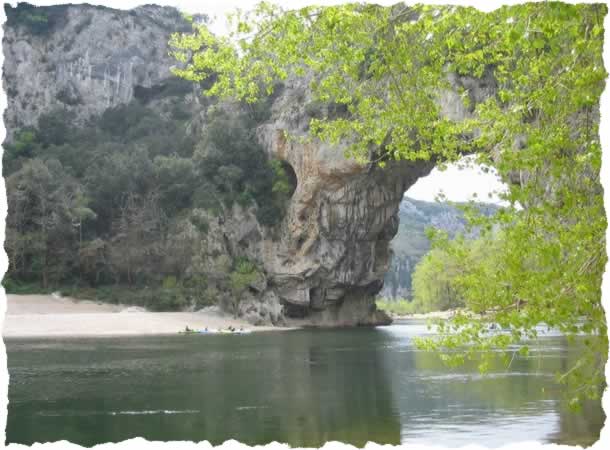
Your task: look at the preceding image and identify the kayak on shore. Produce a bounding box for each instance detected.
[179,327,252,335]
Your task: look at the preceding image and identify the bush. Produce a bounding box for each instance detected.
[227,258,261,312]
[189,213,209,233]
[2,277,52,295]
[149,288,188,311]
[5,3,68,35]
[162,275,178,289]
[195,109,294,226]
[37,109,76,146]
[376,298,420,316]
[99,102,152,137]
[56,87,82,105]
[256,203,282,226]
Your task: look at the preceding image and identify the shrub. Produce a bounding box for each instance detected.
[228,258,261,312]
[376,298,420,316]
[162,275,178,289]
[150,288,188,311]
[5,3,68,35]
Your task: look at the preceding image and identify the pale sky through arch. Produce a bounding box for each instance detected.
[405,157,509,204]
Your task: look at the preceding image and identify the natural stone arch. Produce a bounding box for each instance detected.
[255,73,496,326]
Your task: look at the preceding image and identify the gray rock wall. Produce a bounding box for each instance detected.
[254,78,436,325]
[3,4,193,137]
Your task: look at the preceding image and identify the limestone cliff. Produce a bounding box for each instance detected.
[3,3,195,137]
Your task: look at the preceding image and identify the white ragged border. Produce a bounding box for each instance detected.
[0,0,6,448]
[0,2,607,450]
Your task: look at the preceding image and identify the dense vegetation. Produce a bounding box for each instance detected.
[381,225,498,315]
[170,2,607,405]
[382,196,498,299]
[410,232,500,314]
[3,82,294,310]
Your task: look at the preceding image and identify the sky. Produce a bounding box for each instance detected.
[406,157,509,204]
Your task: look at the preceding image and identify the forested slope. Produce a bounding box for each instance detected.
[2,3,293,316]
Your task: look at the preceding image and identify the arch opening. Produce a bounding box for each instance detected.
[379,155,508,301]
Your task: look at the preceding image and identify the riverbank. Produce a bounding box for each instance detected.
[3,294,293,338]
[390,309,459,320]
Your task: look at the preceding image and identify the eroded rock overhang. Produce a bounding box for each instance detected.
[254,71,496,326]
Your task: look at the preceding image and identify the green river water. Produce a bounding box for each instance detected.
[5,320,604,447]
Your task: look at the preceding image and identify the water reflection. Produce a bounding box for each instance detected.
[7,329,401,447]
[5,321,604,447]
[379,321,604,447]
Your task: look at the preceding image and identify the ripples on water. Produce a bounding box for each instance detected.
[5,319,604,447]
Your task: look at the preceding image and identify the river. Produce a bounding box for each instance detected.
[5,319,604,447]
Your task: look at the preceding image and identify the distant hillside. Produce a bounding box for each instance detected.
[380,197,500,299]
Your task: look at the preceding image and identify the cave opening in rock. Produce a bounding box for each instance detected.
[278,160,298,198]
[282,301,308,318]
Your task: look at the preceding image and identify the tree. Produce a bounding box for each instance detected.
[5,158,93,287]
[108,192,167,285]
[71,187,97,281]
[2,78,216,309]
[78,238,109,285]
[37,109,76,147]
[170,2,607,403]
[2,129,41,174]
[228,258,262,314]
[192,108,292,225]
[153,154,197,214]
[411,245,464,313]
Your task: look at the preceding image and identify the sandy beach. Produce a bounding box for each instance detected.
[3,294,291,338]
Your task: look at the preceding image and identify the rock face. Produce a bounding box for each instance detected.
[255,79,435,325]
[3,3,491,327]
[211,69,495,325]
[2,3,194,138]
